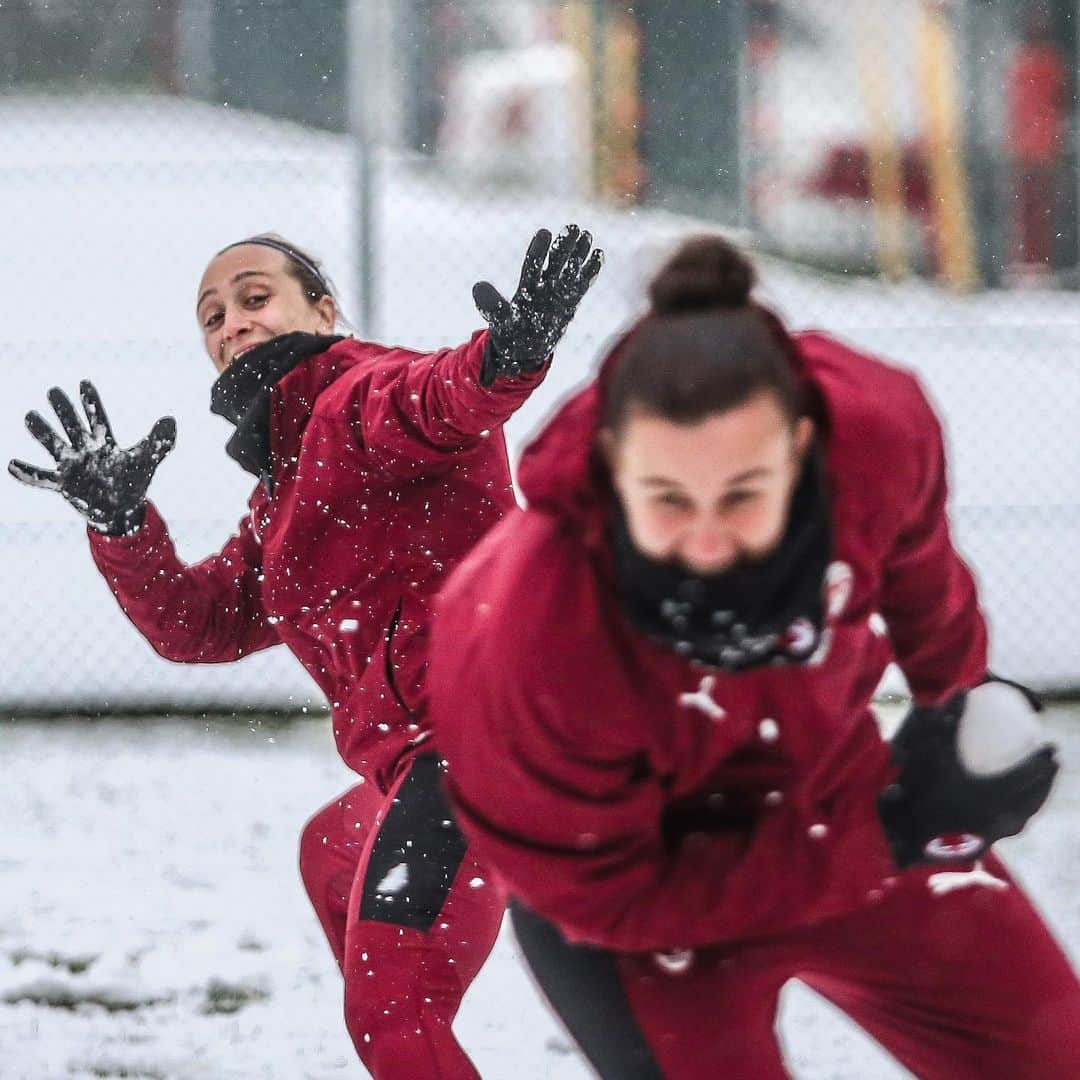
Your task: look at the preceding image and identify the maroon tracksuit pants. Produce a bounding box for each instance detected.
[299,753,505,1079]
[512,854,1080,1078]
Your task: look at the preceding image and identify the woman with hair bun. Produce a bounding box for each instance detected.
[10,226,602,1078]
[429,235,1079,1077]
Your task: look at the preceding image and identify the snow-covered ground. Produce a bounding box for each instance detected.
[1,93,1078,709]
[3,702,1078,1079]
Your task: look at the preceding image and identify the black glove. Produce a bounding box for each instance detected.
[473,224,604,387]
[878,678,1059,868]
[8,381,176,537]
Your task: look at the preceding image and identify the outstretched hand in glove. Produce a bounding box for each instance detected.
[9,381,176,537]
[473,224,604,387]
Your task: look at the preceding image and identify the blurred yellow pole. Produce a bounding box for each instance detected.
[560,1,600,196]
[602,7,643,201]
[857,31,911,280]
[917,0,979,290]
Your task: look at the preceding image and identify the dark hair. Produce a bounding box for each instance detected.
[217,232,335,304]
[602,236,806,434]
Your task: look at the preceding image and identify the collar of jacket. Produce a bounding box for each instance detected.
[210,332,345,493]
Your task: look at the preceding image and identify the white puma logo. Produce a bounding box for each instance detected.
[927,861,1008,897]
[679,676,726,721]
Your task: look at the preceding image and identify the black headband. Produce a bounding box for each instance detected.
[221,237,330,297]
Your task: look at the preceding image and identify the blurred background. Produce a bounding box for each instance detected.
[2,0,1078,705]
[3,5,1080,1079]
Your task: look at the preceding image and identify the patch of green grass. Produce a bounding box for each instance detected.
[200,976,270,1015]
[8,947,98,974]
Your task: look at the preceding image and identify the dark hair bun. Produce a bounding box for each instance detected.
[649,235,756,314]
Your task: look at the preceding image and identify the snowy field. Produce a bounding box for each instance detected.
[2,702,1078,1079]
[1,93,1079,709]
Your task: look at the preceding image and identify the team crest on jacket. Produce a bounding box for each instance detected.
[924,832,985,861]
[784,617,819,659]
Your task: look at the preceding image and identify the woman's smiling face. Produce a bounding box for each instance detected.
[195,244,336,374]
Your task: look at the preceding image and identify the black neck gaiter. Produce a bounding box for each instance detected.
[611,450,833,672]
[210,332,343,493]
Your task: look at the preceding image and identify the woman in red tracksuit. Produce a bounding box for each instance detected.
[9,227,602,1078]
[429,236,1079,1078]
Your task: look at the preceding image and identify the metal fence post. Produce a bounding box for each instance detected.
[347,0,381,340]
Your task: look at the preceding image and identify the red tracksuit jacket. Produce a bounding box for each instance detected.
[89,332,543,787]
[430,329,988,953]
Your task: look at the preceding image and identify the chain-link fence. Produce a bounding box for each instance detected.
[2,0,1078,710]
[741,0,1079,285]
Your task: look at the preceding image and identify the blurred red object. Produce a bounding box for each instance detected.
[805,141,932,214]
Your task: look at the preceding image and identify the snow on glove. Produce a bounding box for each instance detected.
[473,224,604,387]
[878,677,1059,868]
[8,380,176,537]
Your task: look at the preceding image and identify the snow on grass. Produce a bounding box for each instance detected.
[2,705,1078,1078]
